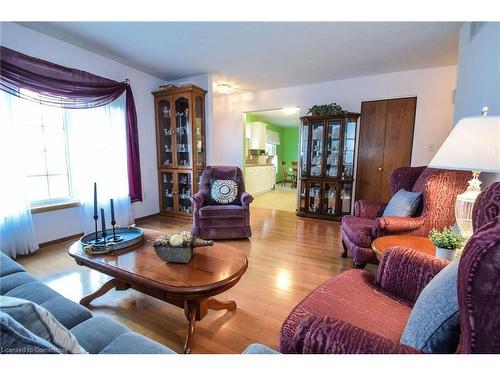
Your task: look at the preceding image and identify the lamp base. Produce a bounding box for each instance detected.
[455,171,482,239]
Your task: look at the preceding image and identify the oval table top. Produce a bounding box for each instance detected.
[69,228,248,298]
[371,235,435,261]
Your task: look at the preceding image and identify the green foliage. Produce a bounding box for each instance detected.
[307,103,347,116]
[429,227,465,250]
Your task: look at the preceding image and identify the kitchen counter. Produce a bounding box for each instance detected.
[244,164,276,196]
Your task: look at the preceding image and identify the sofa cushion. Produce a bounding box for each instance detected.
[0,296,85,354]
[0,310,60,354]
[400,260,460,353]
[0,272,38,294]
[4,281,60,305]
[70,315,129,354]
[0,253,25,277]
[383,189,423,217]
[341,215,374,247]
[280,269,411,353]
[40,296,92,330]
[199,204,245,218]
[100,332,175,354]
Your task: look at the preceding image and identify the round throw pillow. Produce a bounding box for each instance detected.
[210,179,239,205]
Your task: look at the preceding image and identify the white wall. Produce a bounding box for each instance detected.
[454,22,500,185]
[213,66,457,169]
[1,22,165,243]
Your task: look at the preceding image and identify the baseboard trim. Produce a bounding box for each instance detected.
[39,233,83,248]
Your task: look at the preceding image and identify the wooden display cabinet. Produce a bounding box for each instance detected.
[153,85,207,217]
[296,113,360,221]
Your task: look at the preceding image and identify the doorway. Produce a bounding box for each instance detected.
[243,107,300,212]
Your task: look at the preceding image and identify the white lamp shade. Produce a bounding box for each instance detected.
[429,116,500,173]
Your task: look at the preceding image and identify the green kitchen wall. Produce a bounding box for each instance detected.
[244,113,299,182]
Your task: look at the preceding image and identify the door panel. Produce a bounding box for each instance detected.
[356,101,387,202]
[380,98,416,201]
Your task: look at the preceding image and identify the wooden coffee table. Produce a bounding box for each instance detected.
[68,229,248,354]
[371,235,435,261]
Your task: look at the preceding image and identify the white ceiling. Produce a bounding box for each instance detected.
[18,22,461,92]
[247,108,300,128]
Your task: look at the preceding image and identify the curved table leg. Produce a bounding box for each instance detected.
[206,298,236,311]
[80,278,129,306]
[184,306,197,354]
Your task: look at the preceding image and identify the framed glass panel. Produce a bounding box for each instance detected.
[194,95,205,168]
[175,96,191,167]
[299,124,309,178]
[341,183,353,215]
[307,182,321,213]
[158,98,174,167]
[343,119,357,179]
[310,122,323,177]
[323,183,338,215]
[299,181,307,212]
[326,120,341,178]
[177,172,192,213]
[161,171,174,211]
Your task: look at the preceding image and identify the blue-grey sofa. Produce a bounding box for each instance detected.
[0,252,175,354]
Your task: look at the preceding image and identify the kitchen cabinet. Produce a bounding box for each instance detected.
[244,165,276,196]
[248,122,267,150]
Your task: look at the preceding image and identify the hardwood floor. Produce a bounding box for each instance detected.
[17,207,355,354]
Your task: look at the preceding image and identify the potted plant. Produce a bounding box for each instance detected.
[429,227,465,261]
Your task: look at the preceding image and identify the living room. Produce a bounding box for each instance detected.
[1,1,499,373]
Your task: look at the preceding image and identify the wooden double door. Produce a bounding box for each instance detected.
[356,97,417,203]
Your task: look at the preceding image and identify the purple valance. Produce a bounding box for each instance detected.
[0,45,142,202]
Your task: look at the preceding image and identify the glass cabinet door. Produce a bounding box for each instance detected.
[299,124,309,178]
[175,96,191,167]
[177,171,192,214]
[158,98,174,167]
[194,95,205,169]
[160,171,175,212]
[310,122,324,177]
[298,181,307,212]
[326,119,341,178]
[341,183,353,215]
[343,119,357,179]
[307,182,321,213]
[323,182,338,215]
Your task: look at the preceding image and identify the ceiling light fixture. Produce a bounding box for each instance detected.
[217,83,232,95]
[282,107,299,115]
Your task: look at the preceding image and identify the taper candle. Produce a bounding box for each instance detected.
[93,183,98,218]
[100,208,106,233]
[110,198,115,223]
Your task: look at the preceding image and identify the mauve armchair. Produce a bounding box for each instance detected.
[341,166,470,268]
[280,182,500,354]
[191,166,253,240]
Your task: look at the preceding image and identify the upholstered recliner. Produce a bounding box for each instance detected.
[280,182,500,354]
[341,166,470,268]
[191,166,253,240]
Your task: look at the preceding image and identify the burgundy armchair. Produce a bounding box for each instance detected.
[191,166,253,240]
[280,182,500,354]
[341,166,470,268]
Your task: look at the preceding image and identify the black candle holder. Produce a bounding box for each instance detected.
[106,219,124,243]
[88,214,105,245]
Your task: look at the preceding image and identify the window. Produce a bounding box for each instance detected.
[13,90,73,207]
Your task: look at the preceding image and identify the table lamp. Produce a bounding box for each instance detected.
[428,107,500,238]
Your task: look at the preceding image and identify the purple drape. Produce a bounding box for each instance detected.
[0,46,142,202]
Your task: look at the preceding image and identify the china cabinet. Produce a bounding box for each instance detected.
[296,113,360,221]
[153,85,207,217]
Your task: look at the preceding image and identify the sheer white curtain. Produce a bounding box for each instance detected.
[65,94,134,234]
[0,91,39,257]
